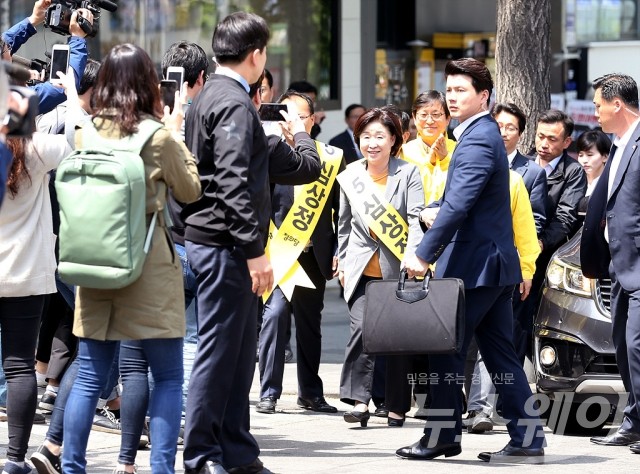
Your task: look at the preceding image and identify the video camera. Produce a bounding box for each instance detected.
[1,61,39,137]
[44,0,118,38]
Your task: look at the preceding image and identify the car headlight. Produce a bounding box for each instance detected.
[546,258,592,296]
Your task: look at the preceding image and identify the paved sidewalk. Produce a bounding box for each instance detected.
[0,282,635,472]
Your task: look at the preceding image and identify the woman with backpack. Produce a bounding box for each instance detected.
[60,43,201,474]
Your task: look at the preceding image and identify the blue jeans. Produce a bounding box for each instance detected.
[62,339,120,473]
[119,338,183,473]
[176,243,198,411]
[47,345,120,447]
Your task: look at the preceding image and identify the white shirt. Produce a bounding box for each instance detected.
[608,118,640,198]
[536,154,562,176]
[215,66,250,93]
[507,149,518,167]
[586,176,600,197]
[453,111,490,140]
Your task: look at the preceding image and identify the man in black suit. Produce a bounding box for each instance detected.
[582,73,640,449]
[398,58,545,463]
[256,91,342,415]
[516,110,586,362]
[328,103,366,164]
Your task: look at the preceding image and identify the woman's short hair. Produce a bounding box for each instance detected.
[411,90,450,119]
[576,129,612,156]
[353,107,404,157]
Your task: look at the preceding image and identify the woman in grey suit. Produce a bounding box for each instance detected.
[337,107,424,427]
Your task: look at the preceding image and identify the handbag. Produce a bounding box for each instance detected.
[362,269,465,355]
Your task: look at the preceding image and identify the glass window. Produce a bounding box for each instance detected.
[3,0,339,107]
[572,0,639,43]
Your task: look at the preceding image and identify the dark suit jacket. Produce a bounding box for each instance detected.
[540,151,587,252]
[272,150,344,281]
[582,122,640,291]
[416,114,521,289]
[511,152,547,236]
[329,129,360,164]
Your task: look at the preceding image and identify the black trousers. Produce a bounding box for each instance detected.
[0,295,45,462]
[610,265,640,433]
[183,242,260,471]
[258,249,326,400]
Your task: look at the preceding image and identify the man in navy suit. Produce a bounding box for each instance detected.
[582,73,640,450]
[328,104,366,164]
[397,58,545,462]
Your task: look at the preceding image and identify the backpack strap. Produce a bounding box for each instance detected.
[80,118,164,154]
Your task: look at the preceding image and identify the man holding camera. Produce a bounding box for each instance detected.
[1,0,91,115]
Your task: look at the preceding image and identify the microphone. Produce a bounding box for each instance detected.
[94,0,118,12]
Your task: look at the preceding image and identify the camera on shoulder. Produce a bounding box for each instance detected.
[44,0,118,38]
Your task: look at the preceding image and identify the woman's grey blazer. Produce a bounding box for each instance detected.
[337,157,425,302]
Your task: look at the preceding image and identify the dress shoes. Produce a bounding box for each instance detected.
[227,458,271,474]
[297,396,337,413]
[629,441,640,454]
[478,444,544,464]
[387,415,405,427]
[396,437,461,460]
[590,429,640,446]
[343,410,370,427]
[373,403,389,418]
[185,460,228,474]
[255,396,277,414]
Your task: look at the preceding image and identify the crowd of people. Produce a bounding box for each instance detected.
[1,2,639,473]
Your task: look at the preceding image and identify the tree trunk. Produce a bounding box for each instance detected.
[495,0,551,154]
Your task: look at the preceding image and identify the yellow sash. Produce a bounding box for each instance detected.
[264,141,343,301]
[337,163,409,261]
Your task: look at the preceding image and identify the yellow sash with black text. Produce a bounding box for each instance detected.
[337,162,409,261]
[264,142,343,302]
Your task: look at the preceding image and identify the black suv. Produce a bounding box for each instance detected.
[534,227,624,432]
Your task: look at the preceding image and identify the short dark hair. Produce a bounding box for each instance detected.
[161,41,209,88]
[592,73,639,109]
[277,90,314,115]
[576,129,612,156]
[444,58,493,105]
[411,90,449,119]
[537,109,574,138]
[263,68,273,88]
[287,80,318,97]
[212,12,269,65]
[345,103,365,119]
[379,104,410,133]
[492,102,526,134]
[249,71,265,98]
[353,107,403,157]
[78,58,100,96]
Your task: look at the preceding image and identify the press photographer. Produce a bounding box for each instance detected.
[45,0,117,38]
[1,0,93,115]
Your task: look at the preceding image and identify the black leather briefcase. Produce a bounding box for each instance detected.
[362,270,465,355]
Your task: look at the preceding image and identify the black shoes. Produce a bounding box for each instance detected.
[387,415,405,427]
[227,458,272,474]
[297,396,337,413]
[373,403,389,418]
[186,460,228,474]
[343,410,370,427]
[461,410,493,433]
[396,437,461,460]
[31,444,62,474]
[256,397,277,414]
[478,443,544,463]
[591,429,640,446]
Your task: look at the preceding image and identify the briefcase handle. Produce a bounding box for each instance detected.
[396,268,432,304]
